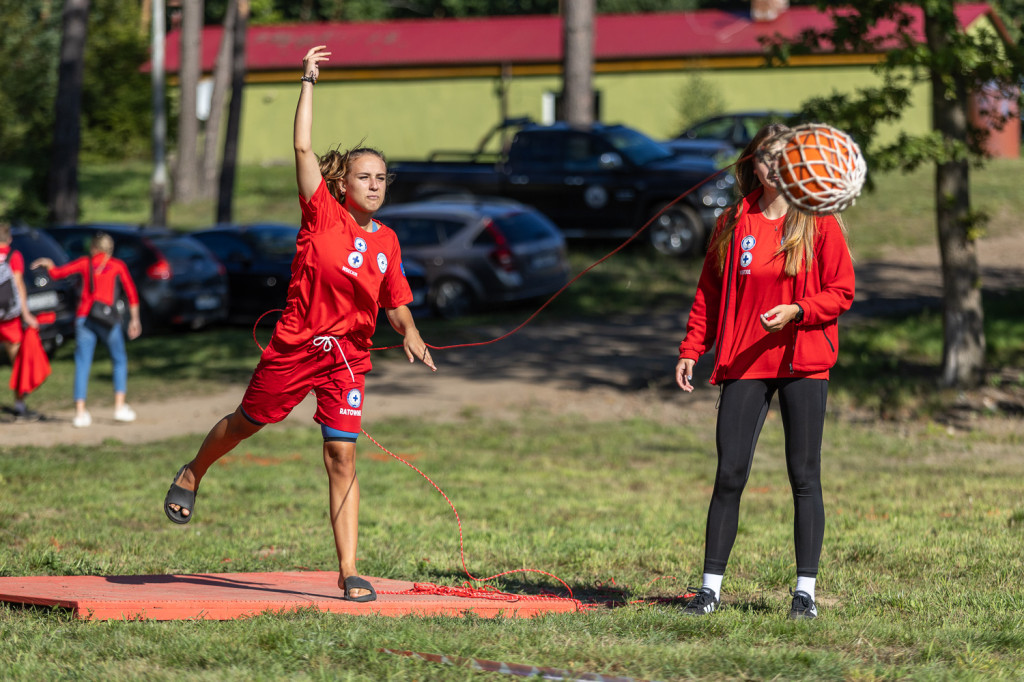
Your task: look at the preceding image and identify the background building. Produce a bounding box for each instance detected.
[162,3,1017,165]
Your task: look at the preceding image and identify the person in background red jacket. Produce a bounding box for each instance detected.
[1,222,41,420]
[33,231,142,428]
[675,123,855,620]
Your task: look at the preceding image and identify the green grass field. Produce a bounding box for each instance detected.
[2,407,1023,679]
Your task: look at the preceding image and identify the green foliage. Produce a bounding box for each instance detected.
[79,0,152,161]
[0,1,61,164]
[0,0,151,222]
[765,1,1024,172]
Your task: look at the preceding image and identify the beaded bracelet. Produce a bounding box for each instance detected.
[300,75,317,84]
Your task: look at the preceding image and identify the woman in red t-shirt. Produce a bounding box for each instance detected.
[164,45,436,603]
[675,123,855,620]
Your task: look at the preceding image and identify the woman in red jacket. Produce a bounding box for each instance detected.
[675,123,855,620]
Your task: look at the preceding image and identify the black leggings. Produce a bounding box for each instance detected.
[703,377,828,578]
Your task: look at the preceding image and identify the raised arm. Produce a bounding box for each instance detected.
[295,45,331,201]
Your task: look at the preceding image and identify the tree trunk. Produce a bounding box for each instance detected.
[926,11,986,388]
[216,0,248,224]
[48,0,90,226]
[150,0,169,227]
[200,0,237,199]
[174,0,203,203]
[561,0,594,129]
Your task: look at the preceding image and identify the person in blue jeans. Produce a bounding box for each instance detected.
[33,232,143,427]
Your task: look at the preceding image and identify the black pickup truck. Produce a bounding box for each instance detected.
[388,121,735,257]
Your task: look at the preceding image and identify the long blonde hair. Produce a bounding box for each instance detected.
[317,144,393,205]
[709,123,847,277]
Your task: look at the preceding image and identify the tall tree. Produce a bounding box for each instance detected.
[562,0,595,127]
[768,2,1024,388]
[174,0,203,203]
[49,0,90,225]
[200,0,237,199]
[216,0,249,223]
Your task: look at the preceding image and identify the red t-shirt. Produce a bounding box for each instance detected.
[49,254,140,318]
[271,179,413,351]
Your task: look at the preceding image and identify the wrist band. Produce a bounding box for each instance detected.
[301,75,317,84]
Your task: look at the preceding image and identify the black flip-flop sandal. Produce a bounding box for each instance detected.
[342,575,377,602]
[164,465,197,525]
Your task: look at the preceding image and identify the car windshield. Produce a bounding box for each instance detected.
[604,127,675,165]
[247,226,298,257]
[491,211,560,245]
[685,117,737,140]
[12,230,69,266]
[152,237,213,269]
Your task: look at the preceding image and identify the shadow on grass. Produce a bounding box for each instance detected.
[833,288,1024,420]
[408,567,631,604]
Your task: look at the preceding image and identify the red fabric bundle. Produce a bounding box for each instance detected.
[10,326,51,395]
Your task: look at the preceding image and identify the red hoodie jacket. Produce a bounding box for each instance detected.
[679,188,855,384]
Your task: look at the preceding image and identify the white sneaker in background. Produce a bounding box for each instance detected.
[72,411,92,428]
[114,405,137,423]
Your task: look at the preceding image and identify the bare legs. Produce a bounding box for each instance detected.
[166,407,368,599]
[323,440,369,599]
[165,405,264,518]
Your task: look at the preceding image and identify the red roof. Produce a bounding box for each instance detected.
[161,4,1001,73]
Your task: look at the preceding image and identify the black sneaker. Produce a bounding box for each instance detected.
[789,589,817,620]
[683,587,720,615]
[13,406,43,423]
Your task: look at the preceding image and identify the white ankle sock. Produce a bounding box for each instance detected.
[702,573,724,599]
[795,576,816,600]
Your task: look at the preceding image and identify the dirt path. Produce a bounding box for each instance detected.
[3,234,1022,449]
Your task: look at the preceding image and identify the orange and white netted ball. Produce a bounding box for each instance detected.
[774,124,867,214]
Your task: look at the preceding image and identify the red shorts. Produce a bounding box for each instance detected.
[241,335,373,438]
[0,318,23,345]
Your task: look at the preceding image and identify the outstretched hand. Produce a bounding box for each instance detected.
[302,45,331,82]
[403,329,437,372]
[30,257,55,271]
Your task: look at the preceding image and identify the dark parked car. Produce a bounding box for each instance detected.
[376,197,571,319]
[46,224,229,331]
[665,111,796,161]
[9,226,78,356]
[191,223,298,324]
[389,121,734,257]
[192,223,429,325]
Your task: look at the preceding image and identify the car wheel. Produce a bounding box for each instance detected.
[42,338,60,359]
[649,203,704,257]
[431,278,475,319]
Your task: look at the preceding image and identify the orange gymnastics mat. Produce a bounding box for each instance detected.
[0,571,580,621]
